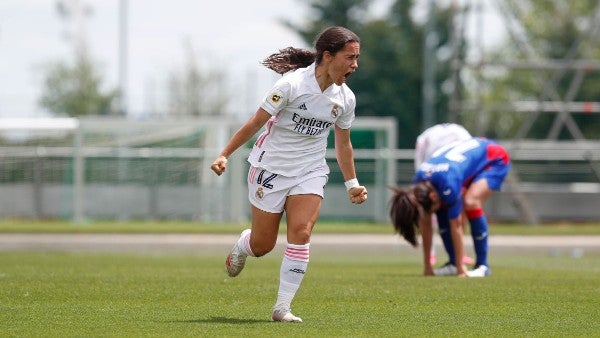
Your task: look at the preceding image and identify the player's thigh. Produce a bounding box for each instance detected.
[464,179,493,209]
[284,194,322,245]
[250,205,283,254]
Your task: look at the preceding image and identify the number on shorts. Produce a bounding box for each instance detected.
[257,170,277,189]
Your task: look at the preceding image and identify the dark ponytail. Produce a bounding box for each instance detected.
[389,181,436,247]
[389,187,420,247]
[261,47,316,75]
[261,26,360,74]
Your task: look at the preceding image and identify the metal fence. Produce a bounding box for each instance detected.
[1,117,599,223]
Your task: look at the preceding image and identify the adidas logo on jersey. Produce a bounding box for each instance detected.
[298,103,307,110]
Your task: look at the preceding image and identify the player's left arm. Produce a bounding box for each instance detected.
[334,125,367,204]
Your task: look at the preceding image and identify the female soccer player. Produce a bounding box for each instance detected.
[210,26,368,322]
[391,137,510,277]
[414,123,473,267]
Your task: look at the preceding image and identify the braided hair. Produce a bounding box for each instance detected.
[261,26,360,75]
[389,181,436,247]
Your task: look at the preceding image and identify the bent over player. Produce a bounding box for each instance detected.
[210,26,367,322]
[390,137,510,277]
[414,123,473,267]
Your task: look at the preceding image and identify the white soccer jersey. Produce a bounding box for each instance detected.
[248,63,356,177]
[414,123,472,170]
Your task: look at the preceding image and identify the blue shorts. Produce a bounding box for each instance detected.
[472,144,511,191]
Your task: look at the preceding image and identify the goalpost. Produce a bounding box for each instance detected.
[0,116,400,223]
[2,116,598,222]
[0,117,84,221]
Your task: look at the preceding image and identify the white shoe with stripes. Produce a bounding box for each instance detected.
[225,229,250,277]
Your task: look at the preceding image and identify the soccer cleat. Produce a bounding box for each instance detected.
[272,309,303,323]
[225,229,251,277]
[467,265,491,277]
[433,262,457,276]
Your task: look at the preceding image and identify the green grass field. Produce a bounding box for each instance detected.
[1,250,599,337]
[0,220,599,337]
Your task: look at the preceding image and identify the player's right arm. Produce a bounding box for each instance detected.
[211,108,272,176]
[419,213,434,276]
[449,216,468,277]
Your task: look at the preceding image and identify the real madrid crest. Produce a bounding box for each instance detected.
[330,105,339,118]
[255,187,264,199]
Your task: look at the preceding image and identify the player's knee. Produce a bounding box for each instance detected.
[463,196,482,210]
[251,242,275,257]
[288,224,312,244]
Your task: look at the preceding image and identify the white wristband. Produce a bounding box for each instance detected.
[344,178,360,191]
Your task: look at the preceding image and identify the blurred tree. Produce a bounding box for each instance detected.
[166,39,228,117]
[38,55,119,116]
[39,0,119,117]
[285,0,458,147]
[466,0,600,140]
[284,0,369,42]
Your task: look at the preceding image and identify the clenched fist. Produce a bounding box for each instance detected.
[210,156,228,176]
[348,186,368,204]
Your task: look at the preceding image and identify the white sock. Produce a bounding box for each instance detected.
[237,230,255,257]
[274,243,310,312]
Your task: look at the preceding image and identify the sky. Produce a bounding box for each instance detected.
[0,0,504,119]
